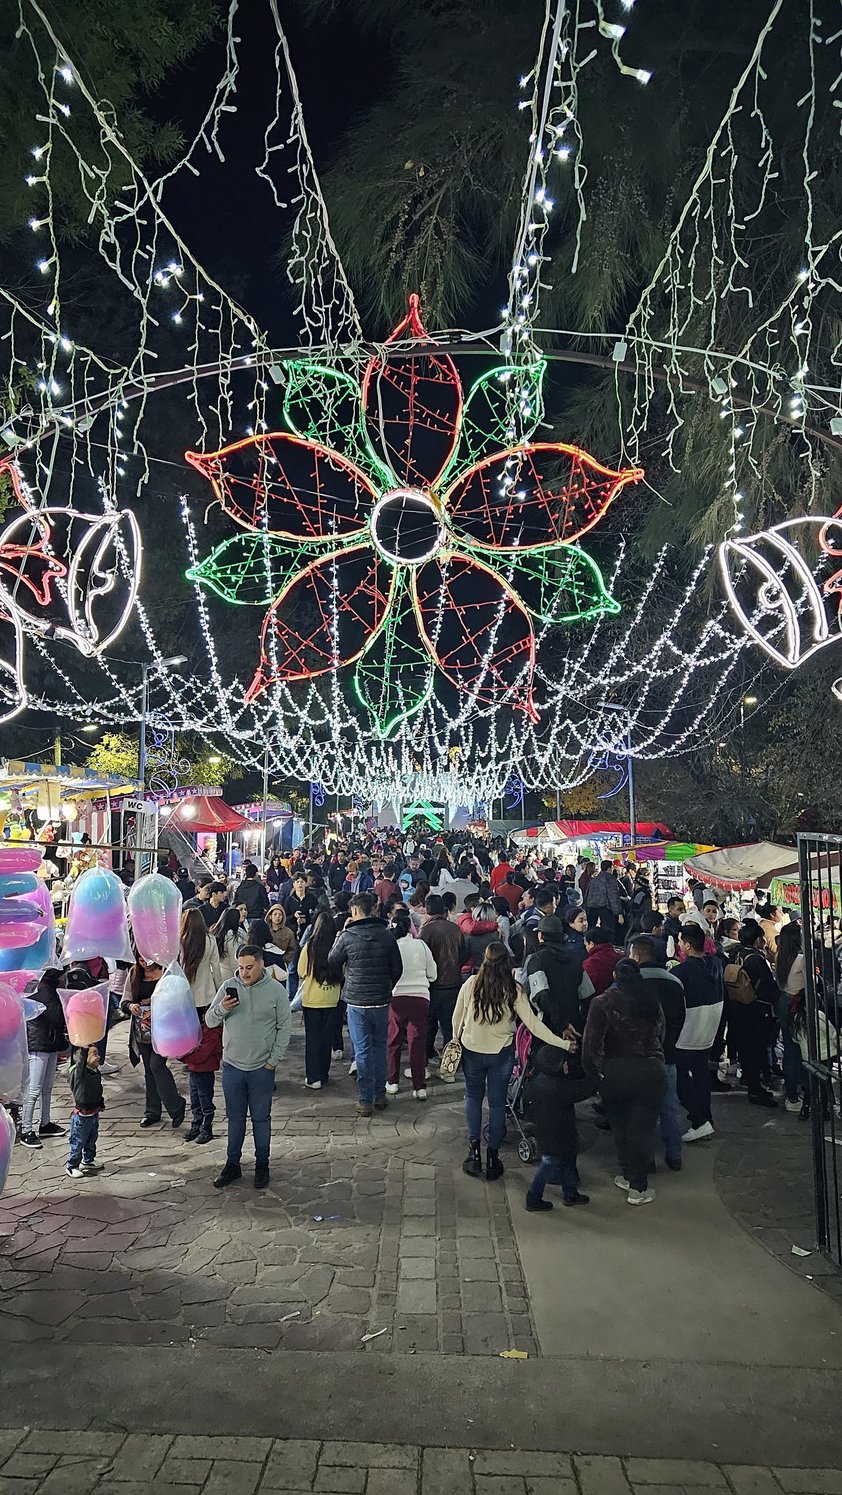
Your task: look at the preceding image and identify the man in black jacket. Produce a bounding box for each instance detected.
[237,864,270,923]
[629,936,686,1168]
[328,892,403,1117]
[729,920,779,1108]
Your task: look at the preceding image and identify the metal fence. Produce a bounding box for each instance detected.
[798,834,842,1267]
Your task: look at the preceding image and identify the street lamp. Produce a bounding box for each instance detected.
[139,656,187,789]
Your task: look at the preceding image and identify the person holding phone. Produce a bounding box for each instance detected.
[205,945,291,1191]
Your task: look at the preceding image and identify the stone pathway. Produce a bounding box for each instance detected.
[0,1018,534,1354]
[1,1429,842,1495]
[713,1093,842,1306]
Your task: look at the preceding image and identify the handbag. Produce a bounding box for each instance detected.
[439,1001,468,1077]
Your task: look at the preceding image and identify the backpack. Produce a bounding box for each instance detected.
[724,951,755,1005]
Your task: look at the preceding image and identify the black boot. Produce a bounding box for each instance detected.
[485,1147,504,1182]
[462,1138,483,1177]
[213,1161,242,1189]
[184,1126,201,1143]
[196,1126,213,1145]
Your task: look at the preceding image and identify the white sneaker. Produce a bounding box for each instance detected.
[65,1165,85,1178]
[785,1098,802,1112]
[682,1121,715,1142]
[348,1061,357,1076]
[385,1083,399,1096]
[413,1089,427,1101]
[81,1161,104,1174]
[628,1188,655,1206]
[439,1073,456,1084]
[614,1175,631,1191]
[99,1062,120,1075]
[303,1080,322,1090]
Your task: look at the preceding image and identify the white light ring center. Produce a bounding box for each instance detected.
[370,488,446,567]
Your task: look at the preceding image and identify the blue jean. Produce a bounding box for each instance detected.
[658,1062,682,1162]
[347,1005,389,1104]
[221,1062,275,1166]
[21,1052,58,1134]
[527,1153,580,1203]
[68,1112,99,1167]
[462,1043,516,1149]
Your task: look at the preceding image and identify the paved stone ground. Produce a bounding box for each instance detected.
[0,1017,534,1355]
[2,1430,842,1495]
[713,1091,842,1306]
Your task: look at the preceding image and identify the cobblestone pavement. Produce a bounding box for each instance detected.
[1,1429,842,1495]
[712,1092,842,1306]
[0,1018,536,1355]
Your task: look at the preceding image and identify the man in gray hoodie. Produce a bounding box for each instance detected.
[206,945,291,1191]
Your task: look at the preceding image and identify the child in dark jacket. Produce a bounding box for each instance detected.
[523,1041,596,1211]
[183,1015,223,1143]
[66,1046,105,1179]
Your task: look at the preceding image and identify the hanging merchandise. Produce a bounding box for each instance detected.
[0,849,54,975]
[63,866,133,965]
[151,963,201,1059]
[0,1104,16,1195]
[127,873,183,966]
[58,982,109,1048]
[0,982,27,1105]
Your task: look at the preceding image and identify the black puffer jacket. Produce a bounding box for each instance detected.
[327,918,402,1006]
[26,969,68,1054]
[524,942,586,1035]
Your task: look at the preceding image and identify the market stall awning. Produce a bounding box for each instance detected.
[684,841,796,891]
[164,795,253,833]
[0,758,141,802]
[548,819,673,840]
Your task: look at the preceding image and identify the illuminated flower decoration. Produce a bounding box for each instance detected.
[186,295,643,738]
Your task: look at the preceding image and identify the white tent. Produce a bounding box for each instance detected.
[684,841,796,891]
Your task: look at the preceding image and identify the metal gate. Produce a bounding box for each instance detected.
[798,834,842,1267]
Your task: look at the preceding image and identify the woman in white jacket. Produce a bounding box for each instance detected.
[386,905,437,1100]
[179,908,223,1015]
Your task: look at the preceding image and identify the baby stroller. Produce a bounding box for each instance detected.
[482,1022,540,1162]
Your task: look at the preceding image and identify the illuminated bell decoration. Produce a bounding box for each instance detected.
[58,982,109,1047]
[0,1104,15,1196]
[151,963,201,1059]
[63,865,133,964]
[719,516,841,670]
[128,873,182,966]
[186,294,641,737]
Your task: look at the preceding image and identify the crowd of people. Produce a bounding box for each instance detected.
[11,829,822,1209]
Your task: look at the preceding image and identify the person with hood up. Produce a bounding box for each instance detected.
[628,935,686,1169]
[674,922,724,1141]
[583,860,623,942]
[583,928,622,996]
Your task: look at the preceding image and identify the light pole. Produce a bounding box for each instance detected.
[138,656,187,789]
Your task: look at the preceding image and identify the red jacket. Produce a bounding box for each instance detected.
[184,1019,223,1073]
[583,943,622,996]
[490,862,513,892]
[496,882,523,916]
